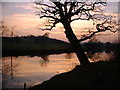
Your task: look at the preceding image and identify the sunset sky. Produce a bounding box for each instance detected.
[1,0,119,43]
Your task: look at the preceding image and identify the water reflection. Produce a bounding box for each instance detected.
[2,53,79,89]
[2,56,20,88]
[39,55,49,67]
[2,51,114,89]
[65,53,73,59]
[0,58,2,90]
[87,51,114,62]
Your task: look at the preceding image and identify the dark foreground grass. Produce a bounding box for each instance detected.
[29,61,120,89]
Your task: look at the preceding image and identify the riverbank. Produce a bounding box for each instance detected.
[2,36,72,57]
[29,61,120,89]
[2,36,119,57]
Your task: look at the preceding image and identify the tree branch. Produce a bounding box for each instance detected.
[52,2,64,17]
[36,3,56,9]
[39,15,59,21]
[78,31,100,42]
[70,1,106,17]
[78,21,115,42]
[71,14,92,22]
[38,19,60,31]
[68,2,76,14]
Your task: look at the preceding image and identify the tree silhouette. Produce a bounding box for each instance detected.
[0,21,17,37]
[35,0,118,65]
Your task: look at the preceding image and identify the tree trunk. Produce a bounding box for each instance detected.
[63,23,90,65]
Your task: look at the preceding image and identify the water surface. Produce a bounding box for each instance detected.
[2,52,114,89]
[2,53,79,88]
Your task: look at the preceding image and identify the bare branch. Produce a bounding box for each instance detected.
[38,19,60,31]
[70,1,106,18]
[35,3,56,9]
[52,2,64,17]
[68,2,76,14]
[71,17,89,22]
[35,0,118,37]
[39,15,59,21]
[78,18,118,42]
[71,13,92,22]
[78,31,100,42]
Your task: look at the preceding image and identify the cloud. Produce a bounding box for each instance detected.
[13,13,33,17]
[15,3,35,10]
[3,13,40,31]
[2,2,35,17]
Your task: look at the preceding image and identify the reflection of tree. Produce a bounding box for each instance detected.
[39,55,49,67]
[87,51,114,62]
[65,53,79,71]
[2,57,19,88]
[65,53,73,59]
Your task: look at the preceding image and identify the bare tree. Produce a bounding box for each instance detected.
[35,0,118,65]
[0,21,17,37]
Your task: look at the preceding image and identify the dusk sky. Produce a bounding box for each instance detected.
[1,0,119,42]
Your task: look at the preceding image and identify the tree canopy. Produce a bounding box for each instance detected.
[35,0,118,42]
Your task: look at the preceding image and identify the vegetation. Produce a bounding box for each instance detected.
[2,36,72,57]
[3,35,119,57]
[83,42,119,53]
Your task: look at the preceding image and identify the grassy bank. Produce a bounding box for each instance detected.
[29,61,120,89]
[2,36,119,57]
[2,36,72,56]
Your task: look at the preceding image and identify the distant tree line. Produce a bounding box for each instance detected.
[83,42,119,54]
[3,36,119,54]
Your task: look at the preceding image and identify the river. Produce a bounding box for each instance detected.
[1,52,114,89]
